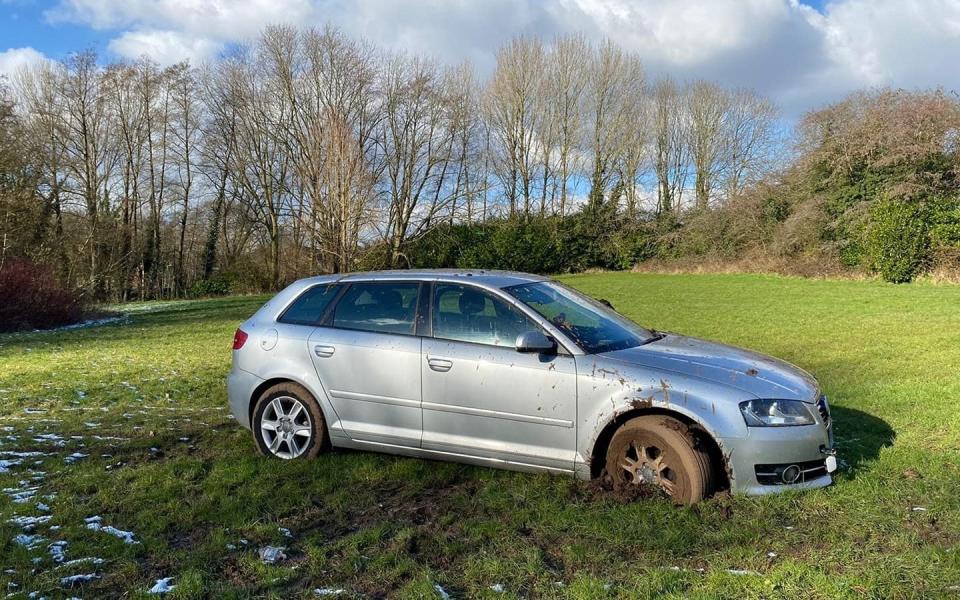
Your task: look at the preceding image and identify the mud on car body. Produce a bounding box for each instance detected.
[228,269,837,504]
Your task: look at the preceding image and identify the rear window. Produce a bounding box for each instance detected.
[278,284,341,325]
[331,282,421,335]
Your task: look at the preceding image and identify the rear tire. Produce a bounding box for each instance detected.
[252,382,329,459]
[604,415,713,504]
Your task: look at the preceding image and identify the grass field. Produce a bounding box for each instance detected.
[1,273,958,599]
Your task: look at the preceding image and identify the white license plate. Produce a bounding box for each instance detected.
[825,455,838,473]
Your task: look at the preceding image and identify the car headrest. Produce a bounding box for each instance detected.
[372,288,403,310]
[458,289,487,316]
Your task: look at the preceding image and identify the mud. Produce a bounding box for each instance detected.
[576,470,665,504]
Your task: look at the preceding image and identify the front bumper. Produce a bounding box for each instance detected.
[227,367,264,430]
[720,420,835,496]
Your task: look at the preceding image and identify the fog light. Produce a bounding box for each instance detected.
[781,465,801,483]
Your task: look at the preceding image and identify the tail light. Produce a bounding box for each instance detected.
[233,328,249,350]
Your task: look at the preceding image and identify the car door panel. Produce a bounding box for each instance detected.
[308,327,422,446]
[421,339,577,470]
[307,281,423,447]
[420,283,577,471]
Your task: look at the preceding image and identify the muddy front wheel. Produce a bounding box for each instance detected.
[604,415,713,504]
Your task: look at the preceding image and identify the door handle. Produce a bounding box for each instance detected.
[314,344,335,358]
[427,357,453,372]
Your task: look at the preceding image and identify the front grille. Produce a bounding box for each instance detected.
[755,459,828,485]
[816,394,830,426]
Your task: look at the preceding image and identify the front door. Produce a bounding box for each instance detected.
[420,283,577,472]
[308,281,423,447]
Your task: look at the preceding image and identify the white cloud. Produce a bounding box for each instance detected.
[108,29,223,65]
[0,47,49,81]
[42,0,960,115]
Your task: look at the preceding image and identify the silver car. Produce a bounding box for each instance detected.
[227,270,837,504]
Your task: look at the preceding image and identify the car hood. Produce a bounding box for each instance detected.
[598,334,820,402]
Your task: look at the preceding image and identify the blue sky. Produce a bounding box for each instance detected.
[2,0,959,116]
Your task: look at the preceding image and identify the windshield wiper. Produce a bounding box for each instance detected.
[638,329,666,346]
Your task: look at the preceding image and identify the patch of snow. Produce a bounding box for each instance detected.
[727,569,761,576]
[0,458,21,473]
[433,584,451,600]
[258,546,287,564]
[49,541,67,563]
[314,589,346,597]
[3,486,39,503]
[14,533,46,549]
[32,433,65,447]
[490,583,505,592]
[911,506,927,512]
[767,552,778,558]
[39,315,126,333]
[83,422,100,428]
[148,577,176,594]
[60,573,99,586]
[23,408,47,415]
[64,453,89,464]
[278,527,292,538]
[36,502,50,512]
[57,557,105,569]
[8,515,52,530]
[85,517,138,544]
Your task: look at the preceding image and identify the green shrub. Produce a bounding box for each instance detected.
[189,277,231,298]
[866,197,931,283]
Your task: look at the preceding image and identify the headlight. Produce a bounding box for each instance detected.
[739,399,816,427]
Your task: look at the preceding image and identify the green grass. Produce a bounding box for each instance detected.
[1,273,959,599]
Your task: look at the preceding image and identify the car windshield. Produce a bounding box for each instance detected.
[505,281,658,354]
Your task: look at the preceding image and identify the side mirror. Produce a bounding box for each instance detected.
[515,330,557,354]
[598,298,614,310]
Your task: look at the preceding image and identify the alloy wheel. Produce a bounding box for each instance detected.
[259,395,313,459]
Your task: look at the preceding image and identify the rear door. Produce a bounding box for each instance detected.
[420,283,578,472]
[307,281,423,447]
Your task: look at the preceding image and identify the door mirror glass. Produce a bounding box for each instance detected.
[515,330,557,354]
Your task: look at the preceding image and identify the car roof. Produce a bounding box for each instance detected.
[296,269,549,290]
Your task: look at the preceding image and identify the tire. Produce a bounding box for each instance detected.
[252,382,329,460]
[604,415,713,504]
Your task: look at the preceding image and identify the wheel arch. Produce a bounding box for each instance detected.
[249,376,327,429]
[589,406,730,492]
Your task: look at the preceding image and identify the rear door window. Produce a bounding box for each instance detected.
[331,282,421,335]
[278,284,341,325]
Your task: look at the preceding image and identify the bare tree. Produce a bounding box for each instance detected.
[723,89,778,199]
[168,62,201,294]
[686,80,728,210]
[585,41,644,207]
[544,34,588,216]
[60,51,117,295]
[14,62,71,274]
[652,77,688,215]
[485,37,544,217]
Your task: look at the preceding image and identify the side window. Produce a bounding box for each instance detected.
[332,282,421,335]
[432,284,537,347]
[278,284,341,325]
